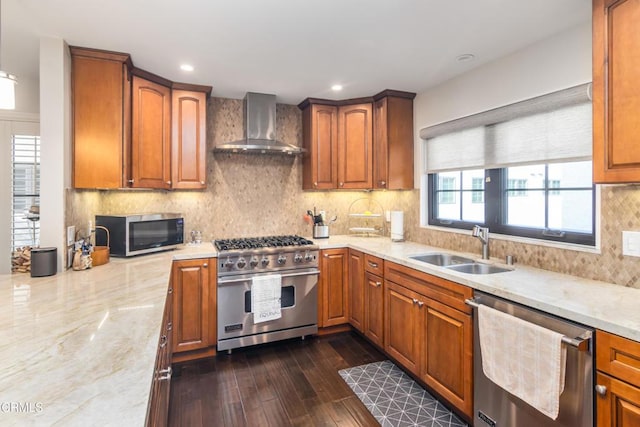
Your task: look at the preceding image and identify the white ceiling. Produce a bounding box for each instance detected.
[2,0,591,104]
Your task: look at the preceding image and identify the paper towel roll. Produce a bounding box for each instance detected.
[390,211,404,242]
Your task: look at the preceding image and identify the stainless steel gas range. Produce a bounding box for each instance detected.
[214,235,319,352]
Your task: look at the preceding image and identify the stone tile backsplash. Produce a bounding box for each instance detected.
[66,96,640,288]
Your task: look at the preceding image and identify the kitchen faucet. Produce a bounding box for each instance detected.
[472,225,490,260]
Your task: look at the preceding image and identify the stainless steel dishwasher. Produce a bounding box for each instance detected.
[468,291,594,427]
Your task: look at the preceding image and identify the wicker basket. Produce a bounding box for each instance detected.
[91,226,110,266]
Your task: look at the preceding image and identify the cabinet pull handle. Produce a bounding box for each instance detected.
[159,335,167,348]
[166,322,172,331]
[412,298,418,304]
[166,181,172,185]
[314,182,318,188]
[375,281,382,287]
[368,261,378,268]
[339,182,344,187]
[203,263,208,268]
[128,179,134,184]
[380,181,386,186]
[418,301,424,308]
[168,287,173,294]
[595,384,607,396]
[324,254,328,258]
[200,181,205,185]
[158,367,172,381]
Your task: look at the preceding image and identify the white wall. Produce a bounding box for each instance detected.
[39,37,71,272]
[413,22,592,185]
[14,76,40,114]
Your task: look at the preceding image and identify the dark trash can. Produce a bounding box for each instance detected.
[31,247,57,277]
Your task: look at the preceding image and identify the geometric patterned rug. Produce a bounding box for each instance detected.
[339,360,468,427]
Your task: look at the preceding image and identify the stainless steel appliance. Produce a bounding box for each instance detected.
[468,291,593,427]
[95,213,184,257]
[215,235,319,352]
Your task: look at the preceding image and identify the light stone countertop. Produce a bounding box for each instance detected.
[0,243,216,427]
[312,235,640,342]
[2,236,640,426]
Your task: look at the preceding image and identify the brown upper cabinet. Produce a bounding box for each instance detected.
[132,75,172,189]
[299,90,415,190]
[337,103,373,189]
[71,47,132,189]
[593,0,640,183]
[373,91,415,190]
[71,46,211,190]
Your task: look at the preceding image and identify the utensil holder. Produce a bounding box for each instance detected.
[313,225,329,239]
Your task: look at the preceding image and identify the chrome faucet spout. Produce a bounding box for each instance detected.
[472,225,490,259]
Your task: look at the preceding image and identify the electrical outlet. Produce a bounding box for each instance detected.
[622,231,640,257]
[67,226,76,246]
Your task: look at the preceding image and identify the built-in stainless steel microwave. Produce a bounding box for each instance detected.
[95,213,184,257]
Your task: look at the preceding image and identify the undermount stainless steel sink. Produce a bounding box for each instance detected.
[409,253,475,266]
[409,252,512,274]
[445,263,513,274]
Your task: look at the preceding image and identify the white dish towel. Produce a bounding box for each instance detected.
[251,274,282,324]
[478,304,567,420]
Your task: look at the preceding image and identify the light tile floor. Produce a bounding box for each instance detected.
[339,360,468,427]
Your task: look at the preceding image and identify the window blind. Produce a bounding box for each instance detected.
[12,135,40,249]
[421,83,592,173]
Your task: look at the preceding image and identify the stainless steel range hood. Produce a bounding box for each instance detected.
[214,92,305,155]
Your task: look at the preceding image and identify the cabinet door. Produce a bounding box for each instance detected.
[384,281,421,375]
[171,90,207,189]
[364,272,384,348]
[422,298,473,419]
[71,49,131,189]
[373,95,414,190]
[348,249,365,332]
[593,0,640,183]
[337,103,373,189]
[172,258,212,353]
[320,248,349,327]
[302,104,338,189]
[132,76,171,189]
[597,372,640,427]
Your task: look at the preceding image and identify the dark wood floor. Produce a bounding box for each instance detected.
[168,332,386,427]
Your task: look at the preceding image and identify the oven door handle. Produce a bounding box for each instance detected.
[218,269,320,284]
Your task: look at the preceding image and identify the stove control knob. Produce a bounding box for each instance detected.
[249,256,259,268]
[277,255,287,265]
[222,257,233,269]
[236,257,246,269]
[261,257,270,267]
[304,252,314,262]
[294,253,303,263]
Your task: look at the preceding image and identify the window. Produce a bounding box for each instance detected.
[429,161,594,245]
[421,84,595,246]
[12,135,40,249]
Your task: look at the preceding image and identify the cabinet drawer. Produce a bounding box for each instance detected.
[364,254,384,275]
[597,330,640,389]
[384,261,472,313]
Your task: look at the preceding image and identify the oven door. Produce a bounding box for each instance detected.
[217,268,318,347]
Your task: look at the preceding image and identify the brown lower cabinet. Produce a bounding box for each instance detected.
[146,284,173,427]
[382,261,474,420]
[364,271,384,348]
[348,250,365,332]
[596,330,640,426]
[171,258,217,361]
[319,248,349,327]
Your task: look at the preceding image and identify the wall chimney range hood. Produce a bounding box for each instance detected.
[214,92,305,155]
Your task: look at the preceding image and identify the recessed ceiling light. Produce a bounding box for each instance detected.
[456,54,475,63]
[331,84,343,91]
[180,64,194,72]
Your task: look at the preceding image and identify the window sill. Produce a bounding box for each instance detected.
[419,223,601,255]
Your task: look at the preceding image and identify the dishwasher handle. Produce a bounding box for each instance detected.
[465,298,591,352]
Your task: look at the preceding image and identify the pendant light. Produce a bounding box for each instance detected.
[0,0,17,110]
